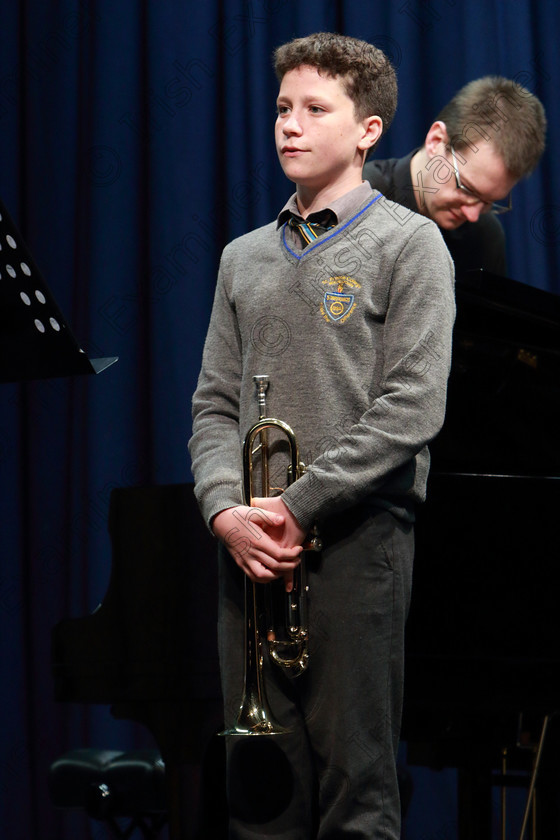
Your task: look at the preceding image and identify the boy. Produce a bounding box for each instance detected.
[189,32,455,839]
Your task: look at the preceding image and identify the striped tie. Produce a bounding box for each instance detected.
[288,213,335,247]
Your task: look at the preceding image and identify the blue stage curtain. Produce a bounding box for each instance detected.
[0,1,557,837]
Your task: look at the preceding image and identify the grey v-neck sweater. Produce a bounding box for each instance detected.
[189,189,455,532]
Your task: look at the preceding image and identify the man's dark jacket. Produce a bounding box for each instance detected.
[363,151,507,277]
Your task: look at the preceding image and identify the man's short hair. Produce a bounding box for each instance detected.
[436,75,547,180]
[273,32,398,139]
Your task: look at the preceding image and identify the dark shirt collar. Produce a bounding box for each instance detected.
[277,181,373,229]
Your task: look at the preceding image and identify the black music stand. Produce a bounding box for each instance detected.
[0,198,117,383]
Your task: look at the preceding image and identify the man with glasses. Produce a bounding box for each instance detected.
[363,76,546,276]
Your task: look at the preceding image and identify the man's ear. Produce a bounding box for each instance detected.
[424,120,450,157]
[358,115,383,152]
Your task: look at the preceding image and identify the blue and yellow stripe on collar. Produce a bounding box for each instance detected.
[281,193,382,259]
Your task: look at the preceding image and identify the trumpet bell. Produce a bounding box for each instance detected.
[220,686,290,736]
[219,579,290,737]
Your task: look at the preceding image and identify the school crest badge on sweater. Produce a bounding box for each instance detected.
[321,276,361,324]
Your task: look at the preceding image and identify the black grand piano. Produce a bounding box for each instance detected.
[405,269,560,837]
[52,270,560,839]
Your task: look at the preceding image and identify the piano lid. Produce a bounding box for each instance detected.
[455,269,560,352]
[431,270,560,476]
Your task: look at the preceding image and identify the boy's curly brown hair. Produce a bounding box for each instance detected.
[274,32,397,138]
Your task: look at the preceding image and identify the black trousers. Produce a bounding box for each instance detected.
[218,505,414,840]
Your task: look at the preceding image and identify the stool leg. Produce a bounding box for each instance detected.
[457,767,493,840]
[518,715,549,840]
[103,814,167,840]
[104,816,135,839]
[138,814,168,840]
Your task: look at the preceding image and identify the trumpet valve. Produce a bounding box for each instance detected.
[303,525,322,553]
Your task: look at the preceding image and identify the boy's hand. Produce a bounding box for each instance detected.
[212,504,302,588]
[250,496,307,592]
[251,496,306,547]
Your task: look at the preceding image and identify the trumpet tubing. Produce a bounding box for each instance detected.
[220,374,320,736]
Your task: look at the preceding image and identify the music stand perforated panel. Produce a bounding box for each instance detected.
[0,198,117,382]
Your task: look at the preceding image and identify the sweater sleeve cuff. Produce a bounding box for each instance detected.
[280,469,337,534]
[195,480,243,530]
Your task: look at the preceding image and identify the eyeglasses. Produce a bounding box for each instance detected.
[449,146,512,215]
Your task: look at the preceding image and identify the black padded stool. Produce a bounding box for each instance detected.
[48,748,168,839]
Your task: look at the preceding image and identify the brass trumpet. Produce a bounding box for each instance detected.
[221,374,321,736]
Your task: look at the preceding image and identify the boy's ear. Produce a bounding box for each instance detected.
[425,121,449,157]
[358,115,383,151]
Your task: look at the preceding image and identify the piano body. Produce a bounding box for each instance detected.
[52,270,560,838]
[404,270,560,837]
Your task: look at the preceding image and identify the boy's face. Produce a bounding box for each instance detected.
[275,65,378,200]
